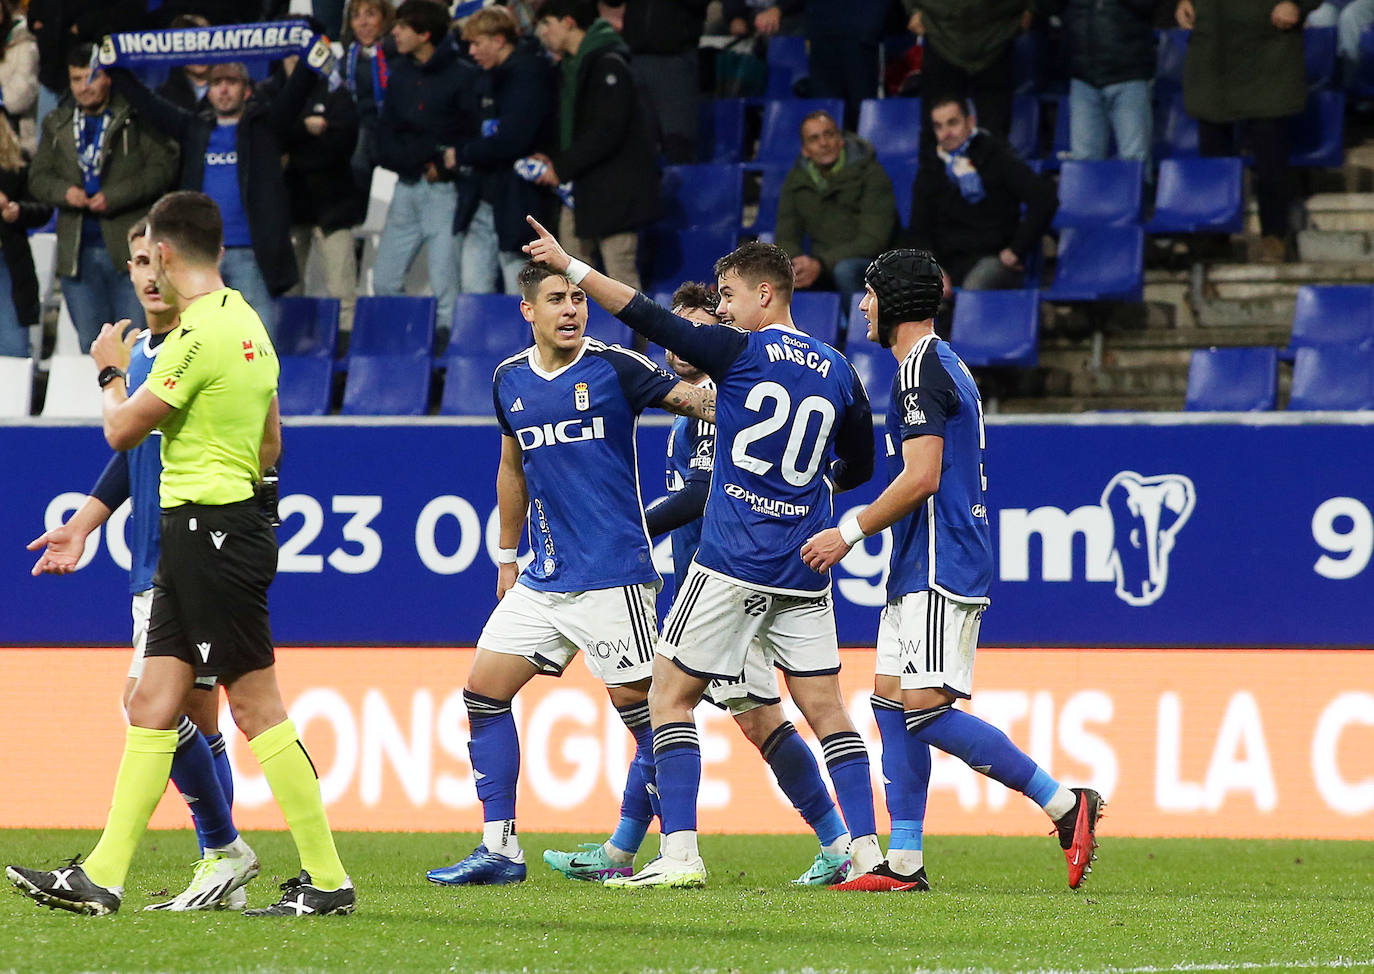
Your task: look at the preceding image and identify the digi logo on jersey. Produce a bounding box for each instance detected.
[722,483,810,518]
[514,417,606,450]
[999,470,1196,607]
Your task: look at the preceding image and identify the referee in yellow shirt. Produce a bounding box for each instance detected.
[7,191,354,918]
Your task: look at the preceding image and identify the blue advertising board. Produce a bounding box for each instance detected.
[1,415,1370,647]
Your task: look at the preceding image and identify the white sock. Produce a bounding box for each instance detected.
[887,849,924,875]
[1043,787,1077,822]
[848,834,882,875]
[821,832,851,857]
[483,819,522,859]
[602,841,635,865]
[661,830,699,861]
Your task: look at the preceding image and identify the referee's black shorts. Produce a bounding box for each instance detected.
[145,499,277,680]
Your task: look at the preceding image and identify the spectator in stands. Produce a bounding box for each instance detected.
[1045,0,1156,171]
[1308,0,1374,85]
[449,5,556,294]
[30,45,178,352]
[1177,0,1315,262]
[610,0,707,164]
[108,60,318,339]
[719,0,804,37]
[805,0,888,130]
[907,96,1056,290]
[533,0,658,297]
[775,110,896,300]
[28,0,145,132]
[261,48,360,330]
[342,0,394,219]
[0,118,53,358]
[0,0,39,157]
[904,0,1026,143]
[372,0,476,334]
[156,14,213,112]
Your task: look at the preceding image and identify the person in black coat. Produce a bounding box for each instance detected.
[109,56,317,339]
[449,7,555,294]
[155,14,214,113]
[614,0,708,164]
[0,121,54,358]
[258,52,360,329]
[532,0,658,294]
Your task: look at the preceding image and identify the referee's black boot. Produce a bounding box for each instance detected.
[6,861,123,915]
[243,871,355,917]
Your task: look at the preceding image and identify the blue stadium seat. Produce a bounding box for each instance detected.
[341,355,432,416]
[766,35,810,99]
[658,163,743,231]
[276,357,333,416]
[845,343,898,415]
[1290,285,1374,351]
[950,289,1040,367]
[450,294,530,357]
[1145,157,1244,234]
[274,297,339,358]
[1289,91,1345,168]
[1154,92,1200,159]
[881,155,919,229]
[642,227,737,292]
[856,98,922,161]
[790,292,843,347]
[699,98,746,165]
[846,292,867,344]
[1354,25,1374,96]
[586,302,636,348]
[1184,347,1278,411]
[741,163,789,234]
[1011,29,1046,95]
[756,98,845,163]
[1043,226,1144,302]
[350,295,436,357]
[440,353,508,416]
[1155,28,1190,96]
[1306,25,1338,90]
[1009,94,1041,160]
[1053,160,1144,228]
[1289,345,1374,410]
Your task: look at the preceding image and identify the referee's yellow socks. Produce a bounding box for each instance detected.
[250,719,347,890]
[82,725,178,889]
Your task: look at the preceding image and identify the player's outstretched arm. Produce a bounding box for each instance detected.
[801,435,943,573]
[494,434,528,600]
[645,482,709,537]
[523,215,637,315]
[28,495,112,576]
[660,381,716,424]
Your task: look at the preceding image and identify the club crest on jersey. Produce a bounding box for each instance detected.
[574,381,590,411]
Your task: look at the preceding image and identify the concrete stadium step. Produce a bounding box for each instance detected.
[1192,296,1295,328]
[1246,193,1374,234]
[1065,364,1191,397]
[1204,261,1371,300]
[1296,229,1374,261]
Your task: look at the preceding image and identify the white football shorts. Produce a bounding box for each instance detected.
[658,565,839,684]
[874,590,984,699]
[702,641,782,716]
[477,581,658,686]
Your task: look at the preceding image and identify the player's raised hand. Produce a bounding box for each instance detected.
[27,522,89,576]
[800,528,851,573]
[91,319,141,373]
[523,215,571,272]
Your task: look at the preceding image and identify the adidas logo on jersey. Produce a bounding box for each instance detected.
[510,398,524,412]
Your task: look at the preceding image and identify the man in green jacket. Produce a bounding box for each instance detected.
[774,111,895,301]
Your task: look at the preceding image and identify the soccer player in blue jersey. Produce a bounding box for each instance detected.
[801,249,1104,892]
[524,220,881,888]
[543,282,864,887]
[424,261,717,887]
[25,221,255,910]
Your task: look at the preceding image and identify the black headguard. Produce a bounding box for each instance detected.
[862,249,944,347]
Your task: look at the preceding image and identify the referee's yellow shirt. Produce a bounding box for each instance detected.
[147,288,279,508]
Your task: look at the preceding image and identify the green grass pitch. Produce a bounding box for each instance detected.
[1,830,1371,973]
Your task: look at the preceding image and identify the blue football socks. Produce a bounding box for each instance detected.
[759,721,847,848]
[907,704,1054,799]
[820,731,877,840]
[652,721,701,836]
[872,695,927,853]
[464,689,520,823]
[610,700,656,855]
[169,715,238,852]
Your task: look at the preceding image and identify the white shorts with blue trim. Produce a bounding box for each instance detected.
[874,590,984,699]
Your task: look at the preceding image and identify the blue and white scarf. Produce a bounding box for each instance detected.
[93,21,341,86]
[937,134,985,205]
[74,109,112,188]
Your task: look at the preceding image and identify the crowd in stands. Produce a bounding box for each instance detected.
[0,0,1370,415]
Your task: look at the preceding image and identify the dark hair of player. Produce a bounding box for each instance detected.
[714,241,794,302]
[126,217,148,247]
[148,191,223,266]
[670,281,716,315]
[518,261,579,302]
[538,0,597,29]
[394,0,452,44]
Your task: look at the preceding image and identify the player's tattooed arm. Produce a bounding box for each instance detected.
[661,381,716,423]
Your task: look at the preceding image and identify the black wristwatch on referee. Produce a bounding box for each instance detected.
[97,366,126,389]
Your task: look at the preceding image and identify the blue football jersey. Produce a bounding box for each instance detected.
[884,334,993,603]
[125,331,166,595]
[664,379,715,598]
[494,338,680,593]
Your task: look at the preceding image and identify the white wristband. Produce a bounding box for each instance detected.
[565,258,591,284]
[838,515,867,546]
[496,548,519,565]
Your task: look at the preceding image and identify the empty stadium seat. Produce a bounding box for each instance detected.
[756,98,845,163]
[881,155,919,229]
[42,356,103,417]
[765,35,810,99]
[741,163,790,234]
[349,296,436,358]
[790,292,843,347]
[1009,94,1041,160]
[450,294,531,357]
[845,343,898,414]
[1289,345,1374,410]
[1155,28,1190,95]
[1289,90,1345,167]
[1290,285,1374,350]
[1146,157,1244,234]
[0,356,33,417]
[277,356,334,416]
[642,227,738,292]
[1184,347,1278,411]
[846,292,868,344]
[1154,92,1200,159]
[1306,25,1338,90]
[857,98,922,161]
[440,354,508,416]
[951,289,1040,367]
[658,163,743,231]
[1053,160,1144,228]
[699,98,746,165]
[275,297,340,358]
[1043,226,1144,302]
[340,355,432,416]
